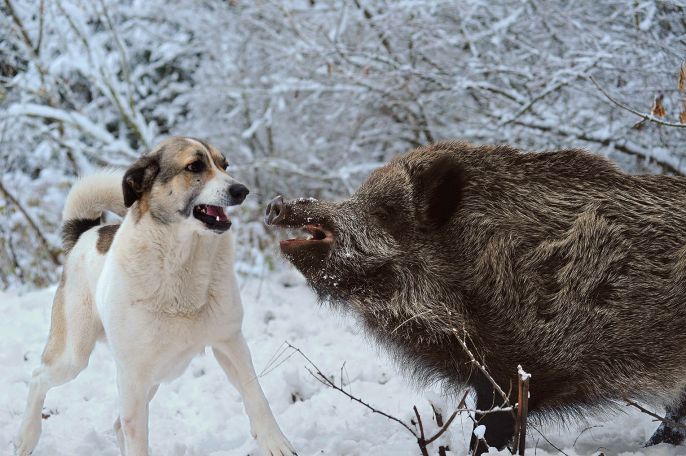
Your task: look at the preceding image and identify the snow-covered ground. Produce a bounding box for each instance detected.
[1,269,683,456]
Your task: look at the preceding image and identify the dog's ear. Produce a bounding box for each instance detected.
[410,153,465,227]
[122,154,160,208]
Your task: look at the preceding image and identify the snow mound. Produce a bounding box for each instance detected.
[1,272,683,455]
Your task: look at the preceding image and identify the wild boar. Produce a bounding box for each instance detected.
[265,141,686,454]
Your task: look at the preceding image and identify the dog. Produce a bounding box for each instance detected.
[15,137,296,456]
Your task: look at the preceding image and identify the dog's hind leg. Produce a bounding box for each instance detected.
[212,334,296,455]
[15,285,100,456]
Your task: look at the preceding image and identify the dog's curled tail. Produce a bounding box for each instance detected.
[61,169,126,254]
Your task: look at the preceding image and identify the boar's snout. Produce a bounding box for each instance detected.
[265,195,287,225]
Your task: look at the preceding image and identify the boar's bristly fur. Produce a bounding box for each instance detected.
[266,141,686,454]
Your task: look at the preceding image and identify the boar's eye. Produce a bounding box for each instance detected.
[371,204,404,235]
[371,205,393,221]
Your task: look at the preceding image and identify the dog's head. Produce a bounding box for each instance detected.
[122,136,249,234]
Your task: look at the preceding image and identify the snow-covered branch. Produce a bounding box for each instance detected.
[1,0,685,288]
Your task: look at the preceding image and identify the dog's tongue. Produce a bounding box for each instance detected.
[207,205,227,221]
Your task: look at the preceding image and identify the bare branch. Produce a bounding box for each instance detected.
[500,58,602,126]
[413,405,426,440]
[529,424,571,456]
[413,405,430,456]
[3,0,50,88]
[285,341,482,454]
[424,408,460,446]
[452,328,515,414]
[512,119,684,176]
[0,180,60,265]
[572,425,603,448]
[590,76,686,128]
[35,0,45,56]
[625,399,686,430]
[284,341,419,438]
[513,365,531,455]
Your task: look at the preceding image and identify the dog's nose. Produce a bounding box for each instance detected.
[265,195,286,225]
[228,184,249,205]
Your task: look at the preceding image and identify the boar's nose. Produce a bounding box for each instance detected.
[228,183,249,205]
[265,195,286,225]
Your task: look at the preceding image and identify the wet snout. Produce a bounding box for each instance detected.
[228,183,249,205]
[265,195,286,225]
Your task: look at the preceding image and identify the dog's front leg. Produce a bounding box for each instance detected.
[116,372,153,456]
[212,334,296,455]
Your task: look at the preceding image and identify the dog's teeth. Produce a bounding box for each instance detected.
[216,216,220,221]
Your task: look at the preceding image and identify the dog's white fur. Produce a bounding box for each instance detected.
[16,138,295,456]
[61,169,128,220]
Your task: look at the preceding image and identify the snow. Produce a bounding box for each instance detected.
[3,104,133,157]
[3,3,686,452]
[4,0,686,290]
[517,365,531,382]
[2,269,685,456]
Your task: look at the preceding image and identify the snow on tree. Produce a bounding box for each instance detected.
[1,0,685,288]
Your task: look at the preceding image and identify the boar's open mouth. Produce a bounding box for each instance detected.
[280,224,334,250]
[264,196,334,254]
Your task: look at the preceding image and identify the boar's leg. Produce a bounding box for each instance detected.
[645,393,686,446]
[469,381,515,455]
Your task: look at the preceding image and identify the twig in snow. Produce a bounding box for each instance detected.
[529,425,570,456]
[624,399,686,430]
[285,341,419,437]
[452,328,514,413]
[413,405,430,456]
[453,329,569,456]
[572,425,603,448]
[424,408,460,446]
[513,365,531,455]
[257,342,299,380]
[285,341,471,455]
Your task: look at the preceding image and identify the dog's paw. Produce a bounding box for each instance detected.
[14,438,34,456]
[254,427,297,456]
[14,424,40,456]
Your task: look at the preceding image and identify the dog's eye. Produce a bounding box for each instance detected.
[186,161,205,173]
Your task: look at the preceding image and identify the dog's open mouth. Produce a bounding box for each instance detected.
[193,204,231,232]
[280,224,333,249]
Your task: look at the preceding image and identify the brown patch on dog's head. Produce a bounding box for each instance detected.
[156,139,216,193]
[96,224,120,254]
[123,137,247,231]
[189,136,229,171]
[123,153,160,209]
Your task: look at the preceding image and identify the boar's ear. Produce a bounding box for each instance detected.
[122,154,160,208]
[411,153,465,227]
